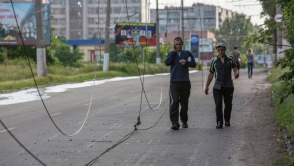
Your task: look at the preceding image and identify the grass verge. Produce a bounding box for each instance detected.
[267,67,294,166]
[0,60,170,92]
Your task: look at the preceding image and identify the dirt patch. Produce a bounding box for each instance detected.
[239,72,287,165]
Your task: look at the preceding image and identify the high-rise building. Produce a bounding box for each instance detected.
[50,0,150,40]
[150,3,234,34]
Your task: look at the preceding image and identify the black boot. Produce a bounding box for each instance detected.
[216,121,223,129]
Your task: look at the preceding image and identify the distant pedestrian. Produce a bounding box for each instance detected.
[231,46,242,70]
[164,37,197,130]
[205,43,239,129]
[242,48,255,79]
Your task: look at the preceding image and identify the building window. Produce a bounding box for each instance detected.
[88,18,95,24]
[60,18,66,24]
[88,7,95,14]
[113,7,122,14]
[51,18,58,24]
[59,8,65,14]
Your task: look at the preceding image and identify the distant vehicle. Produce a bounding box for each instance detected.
[254,54,270,66]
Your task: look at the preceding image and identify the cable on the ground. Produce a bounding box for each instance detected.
[0,119,46,166]
[9,0,89,137]
[84,1,169,165]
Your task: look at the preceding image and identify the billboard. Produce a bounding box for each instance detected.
[115,22,156,47]
[190,35,199,47]
[0,3,50,46]
[199,38,213,53]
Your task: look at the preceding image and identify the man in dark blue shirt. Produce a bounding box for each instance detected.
[205,43,239,129]
[164,37,196,130]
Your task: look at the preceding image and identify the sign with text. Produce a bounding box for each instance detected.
[115,22,156,47]
[0,3,51,46]
[190,35,199,47]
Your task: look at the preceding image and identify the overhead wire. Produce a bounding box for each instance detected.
[0,2,48,165]
[85,0,169,165]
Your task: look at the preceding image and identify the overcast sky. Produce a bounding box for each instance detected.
[149,0,265,26]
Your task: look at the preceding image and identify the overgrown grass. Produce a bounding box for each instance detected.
[0,59,170,91]
[268,66,294,165]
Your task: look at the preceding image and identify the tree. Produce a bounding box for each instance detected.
[245,0,294,103]
[211,13,254,54]
[54,44,84,67]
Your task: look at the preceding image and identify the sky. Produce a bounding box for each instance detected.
[149,0,265,26]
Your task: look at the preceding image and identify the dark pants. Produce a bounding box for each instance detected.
[236,61,240,70]
[213,87,234,124]
[169,81,191,125]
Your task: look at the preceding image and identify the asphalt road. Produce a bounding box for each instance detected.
[0,68,272,166]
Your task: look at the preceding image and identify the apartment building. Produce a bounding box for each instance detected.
[150,3,234,34]
[50,0,150,40]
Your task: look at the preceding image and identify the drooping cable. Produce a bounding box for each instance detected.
[0,119,46,165]
[85,1,168,165]
[9,0,85,137]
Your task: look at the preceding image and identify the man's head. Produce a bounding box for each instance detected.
[215,43,226,56]
[173,37,183,52]
[234,46,238,49]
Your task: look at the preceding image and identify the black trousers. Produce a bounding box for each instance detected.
[169,81,191,125]
[213,87,234,124]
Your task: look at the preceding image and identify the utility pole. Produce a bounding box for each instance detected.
[156,0,161,65]
[181,0,184,41]
[103,0,111,71]
[276,4,282,65]
[3,46,7,67]
[35,0,46,76]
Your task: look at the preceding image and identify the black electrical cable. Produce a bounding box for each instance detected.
[85,1,168,165]
[0,118,46,165]
[8,0,83,138]
[261,41,292,47]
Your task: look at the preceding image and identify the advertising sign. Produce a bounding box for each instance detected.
[115,22,156,47]
[0,3,50,46]
[190,35,199,47]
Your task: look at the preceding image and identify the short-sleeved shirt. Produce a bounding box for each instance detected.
[231,50,240,61]
[246,54,254,63]
[209,55,237,88]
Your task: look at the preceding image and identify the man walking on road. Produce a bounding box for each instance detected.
[205,43,239,129]
[231,46,241,70]
[164,37,196,130]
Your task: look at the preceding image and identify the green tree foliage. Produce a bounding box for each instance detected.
[108,41,172,64]
[245,0,294,103]
[54,44,84,67]
[211,13,254,54]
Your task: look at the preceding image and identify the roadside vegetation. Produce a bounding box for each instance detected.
[0,58,170,92]
[267,67,294,166]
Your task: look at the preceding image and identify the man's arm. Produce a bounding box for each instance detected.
[179,52,196,68]
[233,67,239,79]
[164,51,176,66]
[205,72,214,95]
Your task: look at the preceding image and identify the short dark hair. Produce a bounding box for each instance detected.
[174,37,183,43]
[234,46,238,49]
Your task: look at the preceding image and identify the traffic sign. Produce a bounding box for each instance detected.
[274,13,282,23]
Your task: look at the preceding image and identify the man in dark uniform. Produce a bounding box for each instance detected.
[204,43,239,129]
[164,37,196,130]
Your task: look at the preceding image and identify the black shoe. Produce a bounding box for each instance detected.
[171,123,180,130]
[182,122,188,128]
[216,121,223,129]
[225,121,230,126]
[225,122,231,126]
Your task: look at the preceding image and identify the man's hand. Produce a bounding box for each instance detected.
[235,73,239,79]
[179,59,186,65]
[205,87,209,95]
